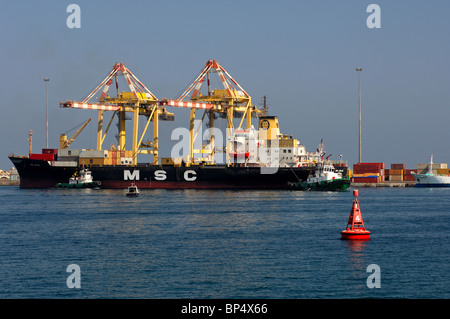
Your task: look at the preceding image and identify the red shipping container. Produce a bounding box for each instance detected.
[403,175,416,181]
[29,153,55,161]
[42,148,58,154]
[391,163,405,169]
[354,163,384,169]
[352,177,380,183]
[353,169,383,173]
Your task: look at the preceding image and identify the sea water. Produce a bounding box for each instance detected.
[0,186,449,299]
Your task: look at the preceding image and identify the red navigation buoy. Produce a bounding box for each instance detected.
[341,190,370,240]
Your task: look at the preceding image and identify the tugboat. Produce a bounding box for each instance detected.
[56,167,101,189]
[290,140,350,191]
[126,182,139,197]
[298,161,351,191]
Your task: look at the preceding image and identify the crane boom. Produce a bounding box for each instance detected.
[59,118,92,149]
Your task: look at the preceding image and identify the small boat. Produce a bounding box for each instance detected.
[56,168,101,189]
[294,162,351,191]
[412,155,450,187]
[126,183,139,197]
[290,140,350,191]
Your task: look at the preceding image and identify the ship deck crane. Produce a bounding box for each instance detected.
[60,63,174,165]
[59,118,92,150]
[159,59,265,164]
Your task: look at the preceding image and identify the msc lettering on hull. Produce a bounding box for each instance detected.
[124,170,140,180]
[123,169,197,181]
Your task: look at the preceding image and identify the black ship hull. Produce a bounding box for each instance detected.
[9,156,326,189]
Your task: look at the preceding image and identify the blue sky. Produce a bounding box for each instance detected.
[1,0,449,170]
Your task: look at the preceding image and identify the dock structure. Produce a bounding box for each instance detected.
[351,181,416,188]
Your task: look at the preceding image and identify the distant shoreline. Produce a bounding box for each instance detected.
[0,180,19,186]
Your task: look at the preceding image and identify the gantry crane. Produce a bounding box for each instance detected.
[60,63,174,165]
[159,59,265,164]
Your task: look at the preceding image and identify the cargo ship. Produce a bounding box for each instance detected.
[9,60,347,189]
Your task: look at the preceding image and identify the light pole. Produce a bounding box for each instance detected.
[355,68,362,163]
[44,78,50,149]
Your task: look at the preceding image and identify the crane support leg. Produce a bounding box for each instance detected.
[118,110,126,150]
[153,108,159,165]
[189,108,195,164]
[209,110,215,161]
[96,110,103,150]
[132,104,139,165]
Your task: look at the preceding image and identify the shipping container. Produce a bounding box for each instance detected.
[29,153,55,161]
[417,163,448,170]
[352,173,380,177]
[437,168,450,175]
[42,148,58,155]
[354,162,384,169]
[51,161,78,167]
[389,175,403,181]
[389,169,404,175]
[391,163,405,169]
[351,177,380,183]
[58,149,87,157]
[79,158,105,166]
[79,150,108,158]
[403,175,415,181]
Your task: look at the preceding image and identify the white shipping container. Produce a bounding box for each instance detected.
[79,150,108,158]
[58,149,87,157]
[51,161,78,167]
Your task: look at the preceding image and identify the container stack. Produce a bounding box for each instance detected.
[384,164,417,181]
[79,150,108,166]
[388,163,405,181]
[351,163,384,183]
[403,169,416,181]
[107,150,133,165]
[416,163,448,175]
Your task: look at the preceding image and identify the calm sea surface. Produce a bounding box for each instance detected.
[0,186,449,299]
